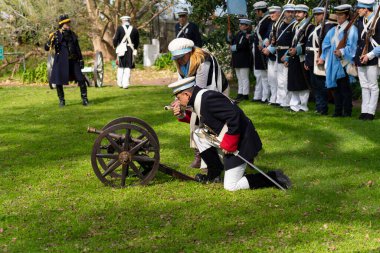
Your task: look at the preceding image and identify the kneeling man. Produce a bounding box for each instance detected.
[168,77,291,191]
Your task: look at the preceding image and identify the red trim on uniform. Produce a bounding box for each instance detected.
[220,133,240,152]
[177,110,192,123]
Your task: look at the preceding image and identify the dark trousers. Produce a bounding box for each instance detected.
[309,71,328,114]
[333,75,352,116]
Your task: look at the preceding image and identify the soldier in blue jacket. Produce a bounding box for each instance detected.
[45,14,88,107]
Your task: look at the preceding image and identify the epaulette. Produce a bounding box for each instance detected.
[49,32,55,39]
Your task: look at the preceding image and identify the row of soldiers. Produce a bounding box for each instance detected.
[228,0,380,120]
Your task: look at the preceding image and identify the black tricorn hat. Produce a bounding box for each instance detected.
[58,14,71,26]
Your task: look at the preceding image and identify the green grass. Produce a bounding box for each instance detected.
[0,84,379,252]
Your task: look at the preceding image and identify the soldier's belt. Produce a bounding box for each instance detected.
[306,47,319,51]
[277,46,290,50]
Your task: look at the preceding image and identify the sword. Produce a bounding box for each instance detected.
[196,127,287,191]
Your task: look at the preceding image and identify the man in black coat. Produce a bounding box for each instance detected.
[168,77,291,191]
[113,15,140,89]
[45,14,88,107]
[175,9,202,48]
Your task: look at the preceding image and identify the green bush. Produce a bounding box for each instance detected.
[22,62,48,83]
[154,52,176,71]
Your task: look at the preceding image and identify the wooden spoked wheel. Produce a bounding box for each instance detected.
[91,123,160,187]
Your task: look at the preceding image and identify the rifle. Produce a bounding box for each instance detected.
[318,0,330,57]
[290,0,325,48]
[336,11,360,50]
[271,0,295,46]
[361,6,380,56]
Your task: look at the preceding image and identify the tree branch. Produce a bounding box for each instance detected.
[137,3,172,30]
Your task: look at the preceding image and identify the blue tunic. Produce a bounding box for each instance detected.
[321,21,358,89]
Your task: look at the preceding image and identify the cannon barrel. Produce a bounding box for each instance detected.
[87,126,123,139]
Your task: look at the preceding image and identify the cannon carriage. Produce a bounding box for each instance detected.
[47,50,104,89]
[87,116,194,187]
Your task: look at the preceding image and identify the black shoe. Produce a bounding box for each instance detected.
[268,170,292,190]
[359,113,366,120]
[251,99,261,103]
[332,113,343,117]
[242,95,249,100]
[82,99,89,106]
[342,113,351,117]
[59,100,65,107]
[365,114,375,121]
[194,174,221,184]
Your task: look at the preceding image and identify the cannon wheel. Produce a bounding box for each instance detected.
[93,51,104,87]
[47,54,56,89]
[91,123,160,187]
[102,116,159,144]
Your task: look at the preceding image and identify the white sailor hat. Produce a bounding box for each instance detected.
[168,76,196,95]
[253,1,268,10]
[283,4,295,11]
[312,7,325,14]
[357,0,375,9]
[120,15,131,21]
[239,18,253,25]
[334,4,352,13]
[176,8,189,16]
[295,4,309,12]
[168,38,194,60]
[269,6,282,13]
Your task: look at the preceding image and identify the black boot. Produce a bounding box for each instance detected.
[245,170,291,190]
[79,83,89,106]
[195,147,224,183]
[190,148,201,168]
[56,85,65,107]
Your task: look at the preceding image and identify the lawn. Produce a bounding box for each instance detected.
[0,84,379,252]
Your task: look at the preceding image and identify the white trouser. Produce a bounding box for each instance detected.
[289,90,310,112]
[235,68,250,95]
[117,67,131,88]
[253,69,269,101]
[267,60,278,104]
[193,128,250,191]
[277,63,291,107]
[358,65,379,115]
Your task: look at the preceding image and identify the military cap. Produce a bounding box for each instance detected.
[168,76,196,95]
[120,16,131,21]
[283,4,296,11]
[334,4,352,14]
[58,14,70,26]
[176,8,189,16]
[239,18,253,25]
[295,4,309,12]
[253,1,268,10]
[269,6,282,13]
[168,38,194,60]
[357,0,375,8]
[312,7,325,14]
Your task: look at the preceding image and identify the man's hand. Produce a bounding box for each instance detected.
[262,48,270,56]
[360,54,369,64]
[333,49,342,58]
[317,58,324,65]
[281,55,286,63]
[221,149,234,155]
[289,48,296,56]
[304,64,309,70]
[171,100,183,118]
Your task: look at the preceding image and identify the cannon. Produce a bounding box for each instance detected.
[87,116,195,187]
[47,51,104,89]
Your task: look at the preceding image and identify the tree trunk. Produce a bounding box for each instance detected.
[85,0,116,61]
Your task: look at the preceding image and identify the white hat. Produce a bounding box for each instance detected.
[120,16,131,21]
[168,38,194,60]
[253,1,268,10]
[176,8,189,16]
[334,4,352,13]
[357,0,375,8]
[239,18,252,25]
[283,4,295,11]
[269,6,281,13]
[312,7,325,14]
[295,4,309,12]
[168,77,196,94]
